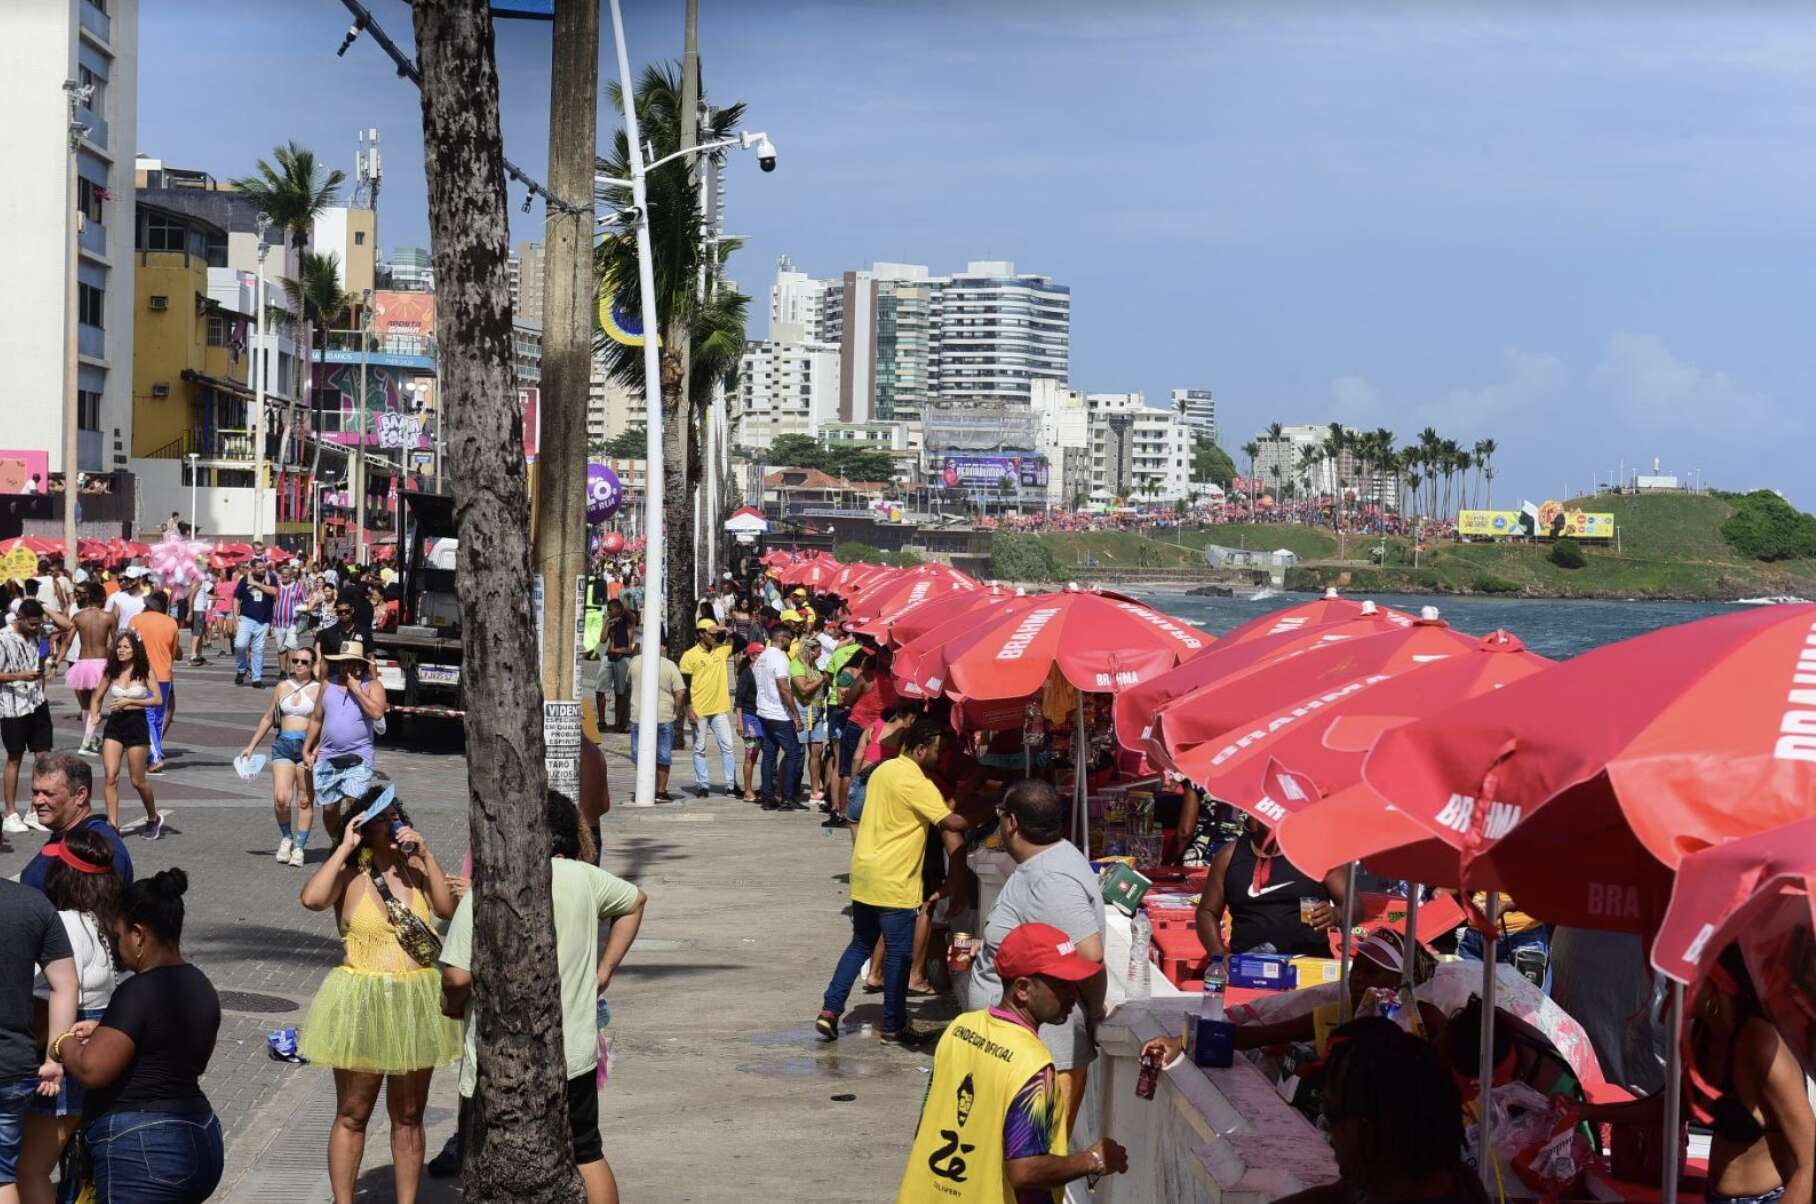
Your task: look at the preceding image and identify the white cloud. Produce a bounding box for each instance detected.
[1596,333,1770,428]
[1329,375,1380,422]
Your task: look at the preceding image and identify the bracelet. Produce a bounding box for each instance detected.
[49,1030,75,1063]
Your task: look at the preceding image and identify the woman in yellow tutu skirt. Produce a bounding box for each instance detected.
[299,779,459,1204]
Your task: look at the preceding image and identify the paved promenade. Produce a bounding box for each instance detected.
[6,648,950,1202]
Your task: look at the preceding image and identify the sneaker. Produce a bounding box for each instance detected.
[141,816,164,841]
[692,786,711,800]
[1,813,26,835]
[821,815,849,830]
[289,845,306,868]
[234,671,245,686]
[266,1027,308,1064]
[760,798,779,812]
[426,1133,463,1178]
[76,741,98,757]
[276,836,293,862]
[878,1023,940,1050]
[147,762,166,776]
[654,791,676,804]
[778,799,808,812]
[814,1011,840,1042]
[21,812,48,833]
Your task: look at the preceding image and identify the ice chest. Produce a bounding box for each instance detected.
[1227,952,1298,990]
[1291,956,1341,985]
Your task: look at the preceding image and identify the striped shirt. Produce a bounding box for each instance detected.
[273,581,308,629]
[0,628,45,718]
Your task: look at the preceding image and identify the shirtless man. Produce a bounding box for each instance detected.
[65,582,118,754]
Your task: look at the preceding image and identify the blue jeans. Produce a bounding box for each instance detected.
[1460,925,1552,993]
[0,1074,38,1186]
[83,1110,223,1203]
[822,902,918,1034]
[758,717,802,802]
[691,711,736,789]
[629,721,673,767]
[146,679,172,764]
[234,617,271,681]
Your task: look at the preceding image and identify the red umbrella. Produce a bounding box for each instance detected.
[942,586,1212,701]
[212,541,254,562]
[1113,601,1413,758]
[1365,604,1816,934]
[828,562,883,596]
[781,557,841,591]
[890,593,1042,699]
[116,540,153,558]
[266,546,296,563]
[846,564,978,624]
[1178,630,1551,823]
[1,536,62,556]
[76,539,109,561]
[760,550,795,568]
[854,583,1022,647]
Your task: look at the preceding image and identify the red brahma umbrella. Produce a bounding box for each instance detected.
[854,583,1023,648]
[1218,589,1417,650]
[1,536,63,557]
[1180,630,1550,824]
[781,557,841,591]
[845,563,978,624]
[891,592,1041,699]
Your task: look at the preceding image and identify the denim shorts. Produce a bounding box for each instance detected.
[84,1109,224,1203]
[740,714,763,742]
[629,722,673,767]
[271,732,306,765]
[313,756,374,806]
[0,1074,38,1185]
[1708,1188,1785,1204]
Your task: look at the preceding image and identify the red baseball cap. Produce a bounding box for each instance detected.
[994,923,1100,983]
[744,641,764,657]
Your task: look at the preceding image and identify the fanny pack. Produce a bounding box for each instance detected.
[328,753,366,771]
[368,868,443,968]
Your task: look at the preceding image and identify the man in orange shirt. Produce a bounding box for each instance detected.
[128,590,183,774]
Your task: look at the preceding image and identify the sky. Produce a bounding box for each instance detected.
[141,1,1816,508]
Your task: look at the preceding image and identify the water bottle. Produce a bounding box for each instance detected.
[1126,912,1153,1001]
[595,996,612,1030]
[1200,955,1226,1021]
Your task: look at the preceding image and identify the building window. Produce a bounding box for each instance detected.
[77,390,101,432]
[205,231,228,268]
[76,176,104,223]
[78,65,106,112]
[354,231,366,246]
[206,315,227,347]
[144,212,186,252]
[78,282,104,328]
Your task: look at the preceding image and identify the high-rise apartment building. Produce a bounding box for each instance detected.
[872,273,931,423]
[587,352,641,446]
[1171,388,1217,445]
[386,245,434,292]
[927,261,1069,405]
[0,0,140,476]
[734,339,839,450]
[514,240,545,326]
[1087,393,1192,504]
[1253,423,1362,499]
[769,255,828,342]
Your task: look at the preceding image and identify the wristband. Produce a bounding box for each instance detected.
[49,1030,74,1063]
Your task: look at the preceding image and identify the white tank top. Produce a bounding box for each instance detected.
[278,680,320,716]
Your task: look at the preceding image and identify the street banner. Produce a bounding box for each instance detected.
[1457,510,1522,538]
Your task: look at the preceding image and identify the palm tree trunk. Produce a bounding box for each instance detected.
[411,1,582,1200]
[660,348,694,649]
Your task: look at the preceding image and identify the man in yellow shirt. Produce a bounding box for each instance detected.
[677,618,736,799]
[815,717,968,1047]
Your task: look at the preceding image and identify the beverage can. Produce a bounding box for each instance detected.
[1135,1049,1161,1100]
[947,934,976,974]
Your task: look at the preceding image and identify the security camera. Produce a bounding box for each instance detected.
[740,131,778,173]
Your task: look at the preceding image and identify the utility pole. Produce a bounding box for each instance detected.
[252,218,270,543]
[354,292,372,564]
[532,0,599,793]
[61,79,85,560]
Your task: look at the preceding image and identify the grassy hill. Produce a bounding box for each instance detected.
[1288,493,1816,600]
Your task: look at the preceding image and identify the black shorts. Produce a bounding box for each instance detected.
[0,702,53,758]
[103,708,151,749]
[565,1071,603,1165]
[838,720,865,777]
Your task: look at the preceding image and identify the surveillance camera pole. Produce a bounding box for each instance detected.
[610,0,669,806]
[61,80,83,562]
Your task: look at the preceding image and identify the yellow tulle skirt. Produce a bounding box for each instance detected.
[298,966,463,1074]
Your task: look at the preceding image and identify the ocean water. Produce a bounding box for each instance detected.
[1133,590,1735,660]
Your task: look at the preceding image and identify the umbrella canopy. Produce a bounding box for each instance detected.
[781,557,842,591]
[76,539,110,561]
[1215,590,1417,650]
[1365,605,1816,933]
[942,586,1212,701]
[845,563,979,624]
[1,536,62,557]
[116,540,153,558]
[1179,629,1550,820]
[1147,613,1479,772]
[212,541,254,562]
[891,593,1043,699]
[854,583,1023,648]
[828,562,885,597]
[1113,601,1418,760]
[760,550,795,568]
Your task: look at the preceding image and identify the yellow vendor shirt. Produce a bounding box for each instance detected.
[677,642,733,716]
[850,756,951,909]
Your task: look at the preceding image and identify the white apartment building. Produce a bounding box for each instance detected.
[1029,380,1090,509]
[587,353,643,446]
[927,261,1069,405]
[1,0,139,477]
[1086,392,1192,505]
[734,338,840,450]
[769,255,829,342]
[1172,388,1217,445]
[1252,423,1360,498]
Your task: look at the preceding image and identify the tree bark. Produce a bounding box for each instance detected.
[660,347,694,647]
[411,2,582,1200]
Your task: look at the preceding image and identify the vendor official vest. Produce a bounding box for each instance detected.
[897,1008,1068,1204]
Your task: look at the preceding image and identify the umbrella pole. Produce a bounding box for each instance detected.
[1075,698,1089,851]
[1338,861,1359,1021]
[1402,884,1422,1001]
[1662,981,1684,1204]
[1477,891,1500,1192]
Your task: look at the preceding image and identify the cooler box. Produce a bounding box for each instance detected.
[1227,952,1298,991]
[1291,956,1341,986]
[1151,926,1209,990]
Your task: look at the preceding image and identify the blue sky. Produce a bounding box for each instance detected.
[142,1,1816,508]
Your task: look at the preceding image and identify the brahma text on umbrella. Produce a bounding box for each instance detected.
[1112,602,1206,651]
[1432,792,1522,841]
[994,607,1060,660]
[1776,623,1816,763]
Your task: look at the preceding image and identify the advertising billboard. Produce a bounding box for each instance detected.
[1559,510,1616,539]
[938,454,1049,490]
[1458,510,1523,538]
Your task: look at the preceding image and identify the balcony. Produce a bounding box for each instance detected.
[78,324,104,360]
[78,0,109,45]
[78,107,108,150]
[79,218,106,258]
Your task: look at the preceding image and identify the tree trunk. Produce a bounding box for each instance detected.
[660,347,694,649]
[411,2,582,1200]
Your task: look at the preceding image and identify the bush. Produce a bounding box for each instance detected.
[1473,574,1519,594]
[834,541,886,564]
[887,548,922,568]
[989,533,1060,583]
[1548,541,1587,570]
[1720,491,1816,562]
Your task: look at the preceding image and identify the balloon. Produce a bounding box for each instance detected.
[586,464,623,524]
[598,531,626,555]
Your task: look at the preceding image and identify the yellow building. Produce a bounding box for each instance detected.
[131,202,253,484]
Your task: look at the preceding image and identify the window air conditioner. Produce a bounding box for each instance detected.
[151,383,170,398]
[149,296,169,310]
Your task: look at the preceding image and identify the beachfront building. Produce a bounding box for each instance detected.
[734,336,840,450]
[512,240,545,326]
[927,260,1070,406]
[1253,423,1358,500]
[1086,393,1193,506]
[587,352,640,447]
[1172,388,1217,445]
[384,245,433,292]
[0,0,141,483]
[1030,380,1091,510]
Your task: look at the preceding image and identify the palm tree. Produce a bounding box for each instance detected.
[284,252,354,530]
[1476,438,1498,509]
[1241,440,1260,515]
[233,143,346,481]
[595,63,747,645]
[1297,445,1323,517]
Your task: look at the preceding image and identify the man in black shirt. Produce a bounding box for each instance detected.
[313,599,364,678]
[0,879,77,1189]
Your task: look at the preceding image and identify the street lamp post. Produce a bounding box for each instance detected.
[61,79,91,564]
[354,291,372,565]
[186,453,200,534]
[252,218,270,543]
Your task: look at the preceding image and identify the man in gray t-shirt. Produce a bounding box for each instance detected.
[969,780,1105,1130]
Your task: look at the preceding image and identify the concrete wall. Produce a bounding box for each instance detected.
[137,457,274,541]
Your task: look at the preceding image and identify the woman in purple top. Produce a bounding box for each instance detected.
[302,638,387,841]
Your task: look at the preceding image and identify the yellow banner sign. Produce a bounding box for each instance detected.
[1458,510,1522,537]
[1560,510,1615,539]
[1,547,39,584]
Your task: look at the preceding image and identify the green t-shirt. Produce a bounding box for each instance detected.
[441,858,642,1096]
[825,643,863,706]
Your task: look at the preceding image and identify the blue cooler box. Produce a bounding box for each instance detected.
[1226,952,1298,990]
